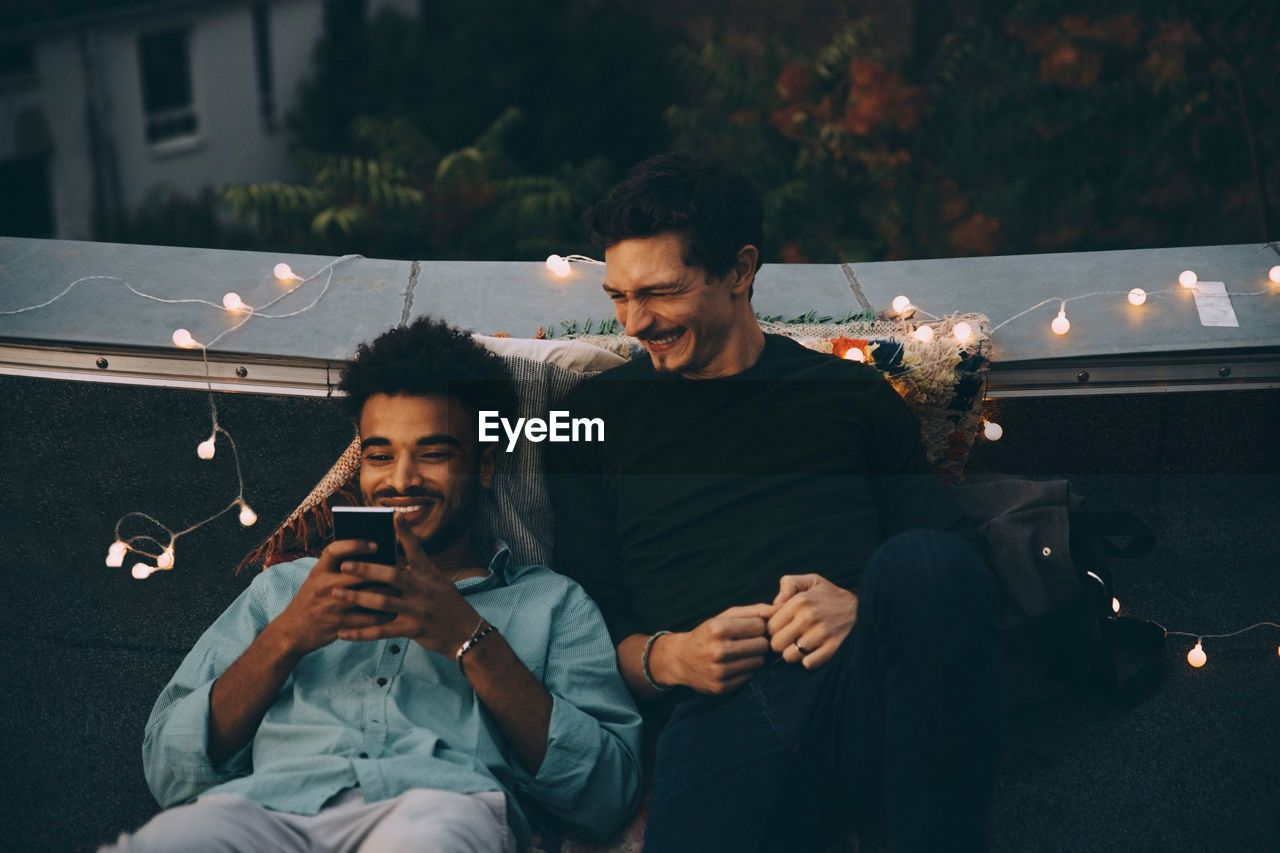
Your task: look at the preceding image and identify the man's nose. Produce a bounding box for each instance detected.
[388,455,423,491]
[619,299,653,338]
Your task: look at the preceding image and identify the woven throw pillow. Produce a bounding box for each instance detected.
[566,313,992,487]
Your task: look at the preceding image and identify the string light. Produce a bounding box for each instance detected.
[1166,622,1280,670]
[982,419,1003,441]
[545,254,572,278]
[913,324,935,343]
[0,254,354,578]
[842,347,865,362]
[1270,265,1280,284]
[891,295,911,315]
[105,541,127,568]
[1128,288,1147,306]
[1051,306,1070,335]
[1179,269,1198,288]
[953,321,973,344]
[1112,597,1121,614]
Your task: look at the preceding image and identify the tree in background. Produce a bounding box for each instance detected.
[665,0,1277,262]
[123,0,671,260]
[118,0,1276,263]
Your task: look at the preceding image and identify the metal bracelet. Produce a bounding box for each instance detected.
[455,620,496,673]
[641,630,674,692]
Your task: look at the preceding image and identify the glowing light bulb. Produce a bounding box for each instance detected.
[913,325,935,343]
[239,504,258,527]
[131,563,156,580]
[843,347,865,363]
[983,419,1003,441]
[1128,288,1147,306]
[1187,642,1206,668]
[1269,265,1280,284]
[1111,597,1120,614]
[222,292,246,311]
[953,322,973,344]
[891,295,911,315]
[157,547,174,570]
[197,436,216,460]
[1051,311,1070,335]
[274,263,298,282]
[1178,270,1197,288]
[545,255,571,278]
[172,328,196,348]
[106,541,126,568]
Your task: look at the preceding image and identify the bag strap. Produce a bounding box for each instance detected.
[1080,565,1165,705]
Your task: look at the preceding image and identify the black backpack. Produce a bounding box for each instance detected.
[954,477,1166,707]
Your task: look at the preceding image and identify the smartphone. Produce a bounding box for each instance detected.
[331,506,397,566]
[331,507,401,611]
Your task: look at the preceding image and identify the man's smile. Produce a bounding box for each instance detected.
[641,328,686,353]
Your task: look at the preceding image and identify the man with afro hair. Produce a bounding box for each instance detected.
[115,316,642,853]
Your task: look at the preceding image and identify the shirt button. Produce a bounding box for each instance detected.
[376,677,387,686]
[389,644,400,654]
[358,752,368,758]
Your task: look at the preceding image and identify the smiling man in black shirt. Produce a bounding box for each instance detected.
[547,151,1004,852]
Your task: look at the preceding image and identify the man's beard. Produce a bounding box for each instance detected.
[417,482,481,556]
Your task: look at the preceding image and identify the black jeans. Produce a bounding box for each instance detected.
[643,529,1006,853]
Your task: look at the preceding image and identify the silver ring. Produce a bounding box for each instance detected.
[794,639,811,655]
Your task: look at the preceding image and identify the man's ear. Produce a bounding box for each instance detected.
[728,244,759,297]
[478,443,498,489]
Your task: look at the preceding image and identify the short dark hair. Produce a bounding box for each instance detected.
[338,316,517,444]
[583,150,764,279]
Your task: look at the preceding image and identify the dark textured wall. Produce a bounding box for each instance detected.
[1,375,1277,851]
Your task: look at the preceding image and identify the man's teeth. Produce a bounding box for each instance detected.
[391,505,424,513]
[651,332,681,345]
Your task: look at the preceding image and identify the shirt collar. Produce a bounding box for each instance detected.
[455,539,514,594]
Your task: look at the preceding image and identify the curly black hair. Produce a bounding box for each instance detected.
[583,150,764,280]
[338,316,517,444]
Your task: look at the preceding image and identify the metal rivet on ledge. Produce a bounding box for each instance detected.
[1041,546,1052,558]
[95,357,108,369]
[1219,366,1231,378]
[1076,371,1090,383]
[235,366,248,378]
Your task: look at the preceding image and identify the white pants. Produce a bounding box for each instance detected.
[101,787,517,853]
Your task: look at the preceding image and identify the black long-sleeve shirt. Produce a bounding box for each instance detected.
[547,334,975,644]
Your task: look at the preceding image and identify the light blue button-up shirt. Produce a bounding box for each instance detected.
[142,542,642,847]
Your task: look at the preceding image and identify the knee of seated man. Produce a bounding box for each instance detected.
[863,528,994,611]
[374,789,505,845]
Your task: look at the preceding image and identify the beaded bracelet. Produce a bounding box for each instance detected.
[455,619,496,673]
[641,630,673,693]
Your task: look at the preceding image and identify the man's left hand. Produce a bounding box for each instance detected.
[333,513,481,656]
[767,574,858,670]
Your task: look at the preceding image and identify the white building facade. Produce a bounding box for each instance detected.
[1,0,415,241]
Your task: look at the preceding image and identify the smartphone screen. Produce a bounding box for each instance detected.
[331,506,397,566]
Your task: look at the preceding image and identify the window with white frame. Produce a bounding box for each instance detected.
[137,28,198,145]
